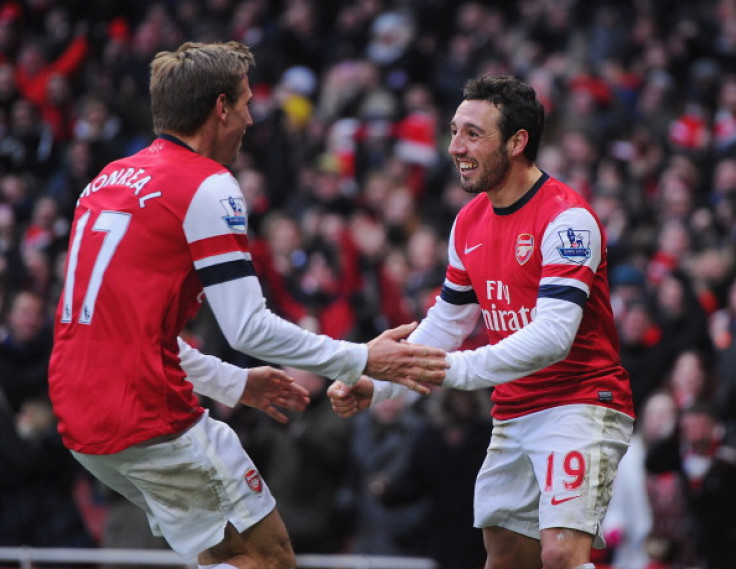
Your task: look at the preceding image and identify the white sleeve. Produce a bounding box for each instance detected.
[177,337,246,407]
[184,173,368,386]
[442,207,599,390]
[408,221,483,349]
[442,296,583,389]
[409,296,482,350]
[206,278,367,385]
[370,381,420,406]
[371,297,481,405]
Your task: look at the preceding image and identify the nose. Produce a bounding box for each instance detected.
[243,108,254,129]
[448,133,464,157]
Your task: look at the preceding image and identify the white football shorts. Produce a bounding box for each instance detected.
[474,404,633,548]
[72,410,276,561]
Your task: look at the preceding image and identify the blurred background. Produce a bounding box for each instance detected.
[2,1,736,568]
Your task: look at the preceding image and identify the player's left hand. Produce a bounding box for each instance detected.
[239,366,310,423]
[327,377,374,418]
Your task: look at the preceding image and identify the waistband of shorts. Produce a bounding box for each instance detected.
[132,413,205,448]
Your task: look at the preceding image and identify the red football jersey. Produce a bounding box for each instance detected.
[445,173,634,420]
[50,136,367,455]
[49,138,233,453]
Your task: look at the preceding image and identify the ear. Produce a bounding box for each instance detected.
[216,94,228,123]
[508,129,529,157]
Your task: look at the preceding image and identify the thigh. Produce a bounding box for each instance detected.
[76,412,277,562]
[71,450,151,513]
[199,509,295,567]
[474,418,540,539]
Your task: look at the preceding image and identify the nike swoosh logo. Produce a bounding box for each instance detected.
[550,495,581,506]
[464,243,483,254]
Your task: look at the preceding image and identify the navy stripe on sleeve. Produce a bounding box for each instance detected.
[538,284,588,308]
[440,284,479,305]
[197,259,256,287]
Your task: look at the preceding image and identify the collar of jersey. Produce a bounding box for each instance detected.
[158,133,196,153]
[493,171,549,216]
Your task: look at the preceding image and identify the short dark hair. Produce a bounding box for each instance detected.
[462,74,544,162]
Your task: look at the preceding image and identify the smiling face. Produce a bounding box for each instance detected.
[449,99,511,195]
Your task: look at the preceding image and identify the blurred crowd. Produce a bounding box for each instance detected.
[2,0,736,568]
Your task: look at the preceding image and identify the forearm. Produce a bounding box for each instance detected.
[407,296,481,351]
[205,277,367,385]
[371,298,480,406]
[177,338,246,407]
[442,297,582,390]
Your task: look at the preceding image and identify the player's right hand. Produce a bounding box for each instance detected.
[364,322,447,394]
[327,377,374,418]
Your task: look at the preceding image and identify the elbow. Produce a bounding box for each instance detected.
[549,339,572,363]
[530,349,567,371]
[537,320,575,366]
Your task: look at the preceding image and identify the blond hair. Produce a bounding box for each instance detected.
[149,41,255,136]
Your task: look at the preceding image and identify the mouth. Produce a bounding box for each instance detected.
[457,160,477,175]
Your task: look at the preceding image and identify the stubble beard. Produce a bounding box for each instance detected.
[458,147,511,195]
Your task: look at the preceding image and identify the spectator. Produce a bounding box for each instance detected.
[100,489,173,569]
[348,211,415,339]
[340,393,429,557]
[20,194,68,259]
[710,276,736,444]
[0,97,56,177]
[0,289,51,414]
[646,402,736,569]
[380,388,491,569]
[44,137,101,222]
[0,390,96,548]
[666,349,715,411]
[42,72,77,143]
[402,224,446,319]
[602,390,679,569]
[652,271,712,357]
[0,60,17,117]
[72,94,126,162]
[618,300,676,418]
[0,202,19,294]
[234,367,353,555]
[13,26,89,110]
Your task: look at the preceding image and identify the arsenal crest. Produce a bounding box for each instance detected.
[516,234,534,265]
[245,468,263,493]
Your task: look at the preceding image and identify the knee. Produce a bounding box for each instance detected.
[540,543,573,569]
[539,527,593,569]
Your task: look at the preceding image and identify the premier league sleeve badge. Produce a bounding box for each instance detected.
[556,227,591,264]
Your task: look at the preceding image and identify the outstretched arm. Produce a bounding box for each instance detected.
[363,322,447,394]
[186,174,447,391]
[177,338,309,423]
